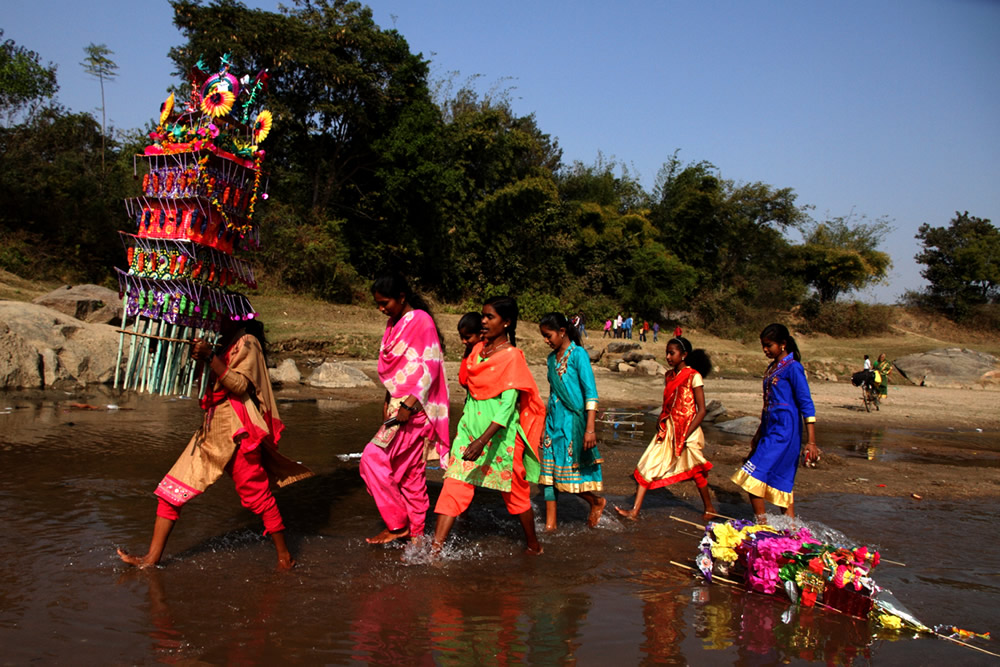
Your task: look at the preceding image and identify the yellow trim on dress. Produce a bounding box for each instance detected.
[537,475,604,493]
[805,416,816,423]
[730,469,794,508]
[585,400,599,411]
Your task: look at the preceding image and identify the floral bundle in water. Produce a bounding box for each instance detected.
[696,519,901,622]
[691,518,995,656]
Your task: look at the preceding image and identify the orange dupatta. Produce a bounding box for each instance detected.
[460,341,545,466]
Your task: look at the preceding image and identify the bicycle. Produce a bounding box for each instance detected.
[851,370,880,413]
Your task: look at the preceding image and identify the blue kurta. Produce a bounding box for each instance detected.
[731,353,816,508]
[539,343,603,493]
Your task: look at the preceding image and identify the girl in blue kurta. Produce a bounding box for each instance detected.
[731,323,821,523]
[538,312,605,531]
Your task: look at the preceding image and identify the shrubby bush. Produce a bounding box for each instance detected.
[693,288,779,342]
[798,299,894,337]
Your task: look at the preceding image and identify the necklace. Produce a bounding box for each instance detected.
[555,343,572,376]
[482,339,510,358]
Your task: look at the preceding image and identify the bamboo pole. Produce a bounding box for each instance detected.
[113,296,128,389]
[114,328,193,345]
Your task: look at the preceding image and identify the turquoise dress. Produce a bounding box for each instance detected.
[540,343,603,494]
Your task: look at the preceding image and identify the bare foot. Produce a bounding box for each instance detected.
[615,505,639,521]
[544,523,557,533]
[117,547,157,569]
[277,555,296,571]
[701,508,718,523]
[588,497,607,528]
[525,542,544,555]
[365,527,410,544]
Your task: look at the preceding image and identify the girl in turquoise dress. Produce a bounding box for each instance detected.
[538,312,605,531]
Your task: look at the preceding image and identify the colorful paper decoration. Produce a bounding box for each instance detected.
[114,54,274,397]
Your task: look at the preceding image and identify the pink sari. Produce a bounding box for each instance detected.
[359,309,450,536]
[376,309,450,458]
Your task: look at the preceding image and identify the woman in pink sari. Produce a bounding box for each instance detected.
[360,274,450,544]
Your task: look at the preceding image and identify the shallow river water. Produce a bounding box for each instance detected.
[1,393,997,665]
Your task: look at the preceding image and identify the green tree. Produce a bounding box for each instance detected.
[795,213,892,302]
[649,154,808,308]
[80,43,118,175]
[0,106,132,280]
[914,212,1000,318]
[169,0,436,294]
[0,31,58,123]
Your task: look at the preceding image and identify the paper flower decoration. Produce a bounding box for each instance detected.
[253,109,273,143]
[201,89,235,118]
[159,93,174,125]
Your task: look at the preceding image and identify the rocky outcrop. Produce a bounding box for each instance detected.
[713,416,760,436]
[0,301,121,389]
[306,361,375,389]
[606,341,641,354]
[32,284,123,325]
[703,399,727,423]
[634,359,666,376]
[893,348,999,388]
[269,358,303,385]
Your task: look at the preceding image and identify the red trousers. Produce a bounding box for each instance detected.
[156,446,285,535]
[435,437,532,516]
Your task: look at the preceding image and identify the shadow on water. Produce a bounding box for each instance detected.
[1,392,998,664]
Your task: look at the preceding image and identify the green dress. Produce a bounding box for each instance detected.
[877,360,891,397]
[444,387,537,492]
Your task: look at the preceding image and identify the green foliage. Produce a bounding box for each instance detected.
[255,203,360,302]
[0,31,58,121]
[693,288,780,343]
[649,154,808,307]
[80,43,118,82]
[913,212,1000,319]
[618,242,698,317]
[0,106,132,281]
[795,213,892,302]
[963,304,1000,332]
[799,299,894,337]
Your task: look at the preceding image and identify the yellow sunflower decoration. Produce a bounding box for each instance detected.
[159,92,175,125]
[253,109,273,144]
[201,89,236,118]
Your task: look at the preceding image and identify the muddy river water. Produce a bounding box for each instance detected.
[1,393,997,665]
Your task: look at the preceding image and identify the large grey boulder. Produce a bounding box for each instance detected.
[606,341,641,354]
[893,348,999,387]
[623,349,656,363]
[713,416,760,436]
[32,284,123,325]
[635,359,666,376]
[0,320,41,388]
[703,399,727,423]
[0,301,121,388]
[269,358,302,385]
[306,361,375,388]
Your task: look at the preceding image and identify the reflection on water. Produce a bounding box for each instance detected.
[0,392,997,664]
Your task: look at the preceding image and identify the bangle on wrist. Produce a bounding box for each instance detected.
[585,430,595,434]
[398,403,412,413]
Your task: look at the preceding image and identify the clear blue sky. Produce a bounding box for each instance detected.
[7,0,999,303]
